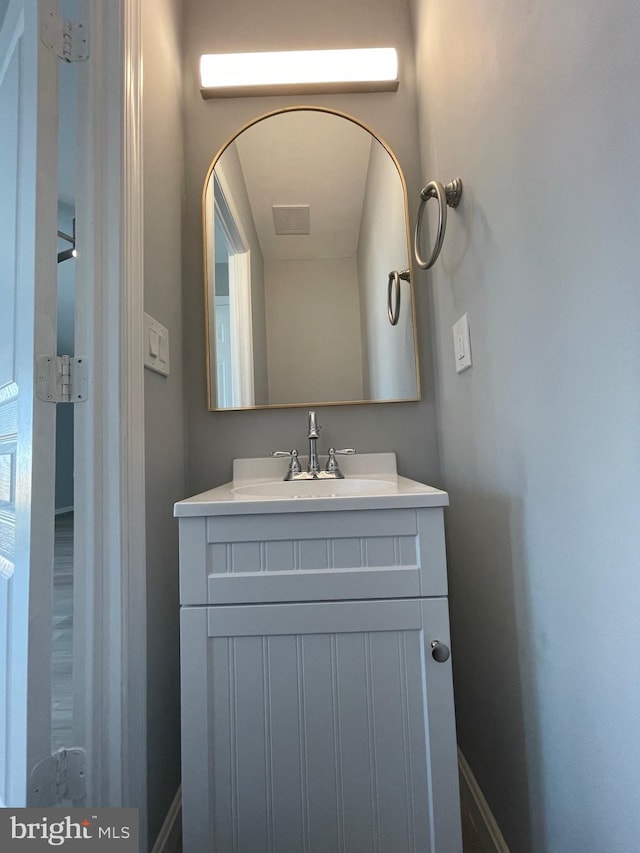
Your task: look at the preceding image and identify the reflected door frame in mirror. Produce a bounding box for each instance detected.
[202,105,421,412]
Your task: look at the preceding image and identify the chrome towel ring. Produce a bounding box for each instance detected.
[387,268,410,326]
[414,178,463,270]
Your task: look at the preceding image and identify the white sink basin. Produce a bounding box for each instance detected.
[174,454,450,516]
[232,478,396,499]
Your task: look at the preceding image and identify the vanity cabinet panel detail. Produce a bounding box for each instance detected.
[180,598,461,853]
[179,507,448,606]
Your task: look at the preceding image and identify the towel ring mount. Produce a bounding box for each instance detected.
[414,178,463,270]
[387,268,410,326]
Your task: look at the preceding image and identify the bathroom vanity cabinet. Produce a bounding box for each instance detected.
[175,456,462,852]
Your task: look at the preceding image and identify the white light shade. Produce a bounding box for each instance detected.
[200,48,399,98]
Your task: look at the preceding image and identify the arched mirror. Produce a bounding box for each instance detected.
[203,106,420,411]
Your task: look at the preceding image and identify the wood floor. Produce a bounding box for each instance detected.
[461,805,495,852]
[52,510,73,752]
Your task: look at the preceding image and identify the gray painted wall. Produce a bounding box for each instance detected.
[142,0,187,845]
[181,0,440,493]
[410,1,640,851]
[357,140,417,399]
[264,256,364,404]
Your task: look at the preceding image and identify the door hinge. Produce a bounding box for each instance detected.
[36,355,88,403]
[40,10,89,62]
[30,747,87,806]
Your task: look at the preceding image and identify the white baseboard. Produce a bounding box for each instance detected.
[150,786,182,853]
[458,749,510,853]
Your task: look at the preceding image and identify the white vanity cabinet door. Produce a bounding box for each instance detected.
[180,598,462,853]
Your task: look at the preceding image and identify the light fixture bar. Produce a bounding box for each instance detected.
[200,48,398,99]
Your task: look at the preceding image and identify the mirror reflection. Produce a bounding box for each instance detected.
[203,107,420,410]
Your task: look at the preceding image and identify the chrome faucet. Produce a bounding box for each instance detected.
[307,410,321,476]
[272,410,356,480]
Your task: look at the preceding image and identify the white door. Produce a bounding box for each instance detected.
[0,0,59,807]
[228,251,254,408]
[181,598,462,853]
[215,296,233,407]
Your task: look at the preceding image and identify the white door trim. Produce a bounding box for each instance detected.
[73,0,147,845]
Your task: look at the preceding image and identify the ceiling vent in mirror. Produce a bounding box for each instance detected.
[272,205,311,236]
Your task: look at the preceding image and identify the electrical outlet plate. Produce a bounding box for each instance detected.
[453,313,472,373]
[144,313,170,376]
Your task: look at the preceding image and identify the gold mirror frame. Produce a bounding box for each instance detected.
[202,106,421,411]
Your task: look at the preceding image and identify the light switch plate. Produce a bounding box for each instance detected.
[452,313,472,373]
[144,312,170,376]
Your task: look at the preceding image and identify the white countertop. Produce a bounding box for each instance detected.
[174,453,449,517]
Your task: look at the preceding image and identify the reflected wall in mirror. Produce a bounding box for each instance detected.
[203,106,420,411]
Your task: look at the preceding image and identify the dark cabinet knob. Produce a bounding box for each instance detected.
[431,641,450,663]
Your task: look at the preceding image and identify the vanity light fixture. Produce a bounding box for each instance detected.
[199,47,399,99]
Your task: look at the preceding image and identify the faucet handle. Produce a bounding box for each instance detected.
[271,449,302,480]
[326,447,356,477]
